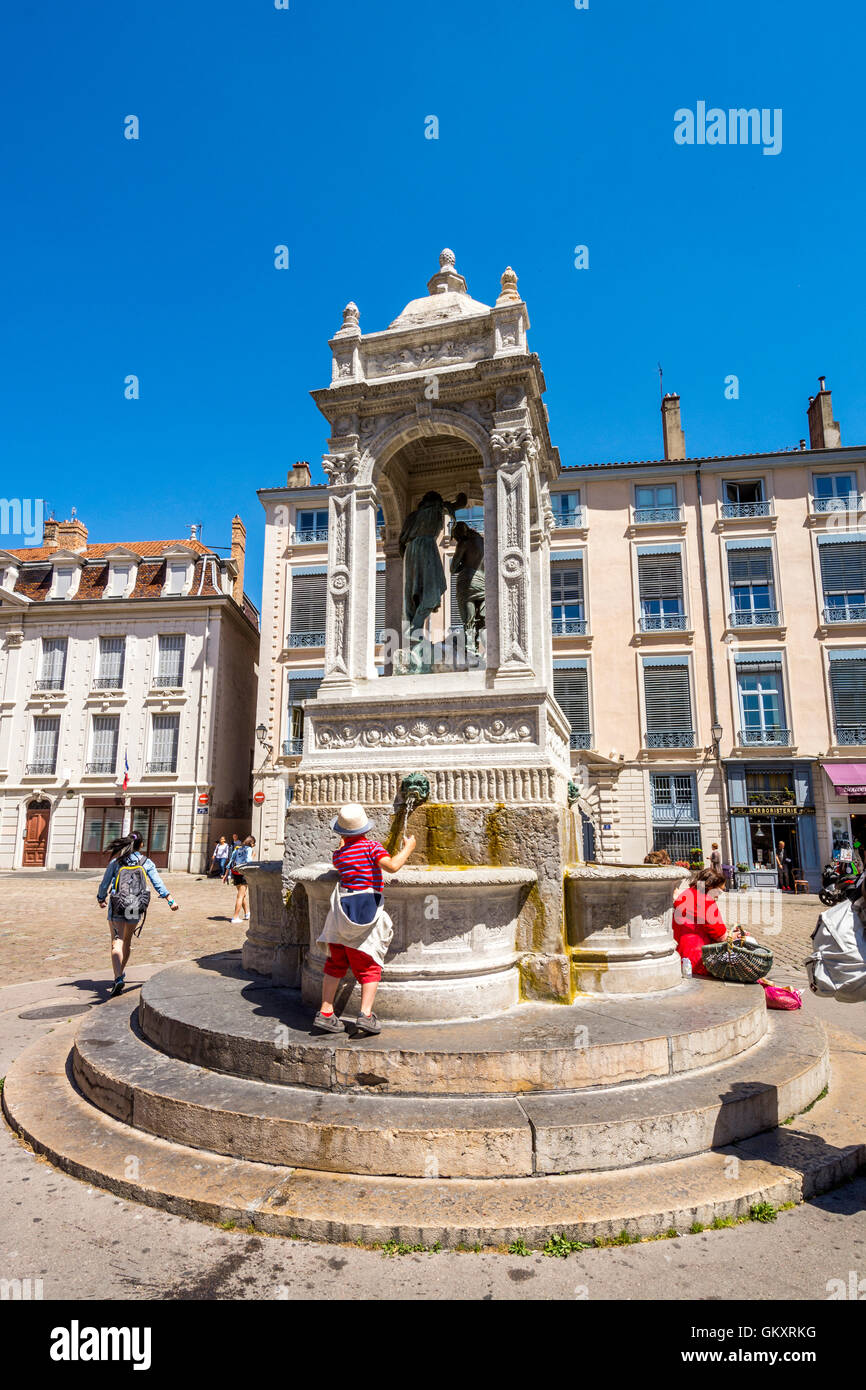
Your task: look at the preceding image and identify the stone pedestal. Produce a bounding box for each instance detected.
[296,863,536,1021]
[565,864,687,995]
[242,863,304,987]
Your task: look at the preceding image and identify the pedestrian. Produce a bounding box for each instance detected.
[210,835,229,878]
[709,842,722,873]
[775,839,793,892]
[672,868,728,977]
[224,835,255,922]
[644,849,671,865]
[96,832,179,997]
[313,803,416,1036]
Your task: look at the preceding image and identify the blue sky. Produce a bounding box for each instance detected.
[3,0,865,604]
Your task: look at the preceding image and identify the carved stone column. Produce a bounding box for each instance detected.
[489,426,537,684]
[382,538,403,676]
[321,452,379,691]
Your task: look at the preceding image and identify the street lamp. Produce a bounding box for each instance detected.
[256,722,268,746]
[711,721,723,747]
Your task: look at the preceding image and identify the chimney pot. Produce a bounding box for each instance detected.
[661,392,686,461]
[807,379,841,450]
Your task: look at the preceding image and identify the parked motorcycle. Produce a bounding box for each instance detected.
[819,860,859,907]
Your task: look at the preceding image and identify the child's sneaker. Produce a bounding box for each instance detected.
[313,1010,345,1033]
[354,1011,381,1036]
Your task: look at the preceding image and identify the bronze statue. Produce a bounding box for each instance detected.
[450,520,485,656]
[399,491,468,660]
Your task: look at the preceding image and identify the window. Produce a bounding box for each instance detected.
[375,569,386,640]
[551,491,582,527]
[727,544,778,626]
[106,563,131,598]
[52,567,74,599]
[164,562,188,596]
[289,573,327,646]
[642,661,694,747]
[295,509,328,543]
[285,675,322,756]
[551,563,586,635]
[87,716,119,774]
[37,637,67,690]
[722,479,769,518]
[813,473,858,512]
[553,668,592,749]
[155,634,184,687]
[96,636,125,688]
[28,716,60,774]
[376,506,385,539]
[819,538,866,623]
[450,504,485,536]
[736,657,788,745]
[637,548,685,630]
[148,714,180,773]
[829,651,866,746]
[82,806,124,857]
[634,484,679,523]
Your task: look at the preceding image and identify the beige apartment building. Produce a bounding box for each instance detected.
[0,515,259,871]
[255,381,866,892]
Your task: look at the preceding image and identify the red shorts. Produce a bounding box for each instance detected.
[323,942,382,984]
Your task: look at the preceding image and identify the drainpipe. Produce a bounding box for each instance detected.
[189,608,212,872]
[694,464,732,864]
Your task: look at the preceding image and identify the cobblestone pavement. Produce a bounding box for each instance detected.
[0,871,248,987]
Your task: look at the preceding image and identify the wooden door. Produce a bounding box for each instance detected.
[23,800,50,866]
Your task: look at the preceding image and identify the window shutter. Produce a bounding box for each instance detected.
[41,638,67,683]
[288,678,321,706]
[92,716,119,765]
[643,665,692,731]
[638,553,683,601]
[157,635,184,685]
[550,563,584,606]
[727,547,773,585]
[450,580,461,628]
[99,637,125,683]
[290,575,327,632]
[830,659,866,725]
[33,717,60,769]
[151,714,179,769]
[553,670,590,733]
[375,571,386,635]
[819,541,866,593]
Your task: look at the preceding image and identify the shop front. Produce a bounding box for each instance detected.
[80,796,126,868]
[821,763,866,871]
[726,763,820,891]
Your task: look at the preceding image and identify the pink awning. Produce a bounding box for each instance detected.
[824,764,866,796]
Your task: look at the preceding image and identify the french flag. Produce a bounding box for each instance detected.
[122,751,129,791]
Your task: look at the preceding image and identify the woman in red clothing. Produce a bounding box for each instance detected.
[672,868,728,976]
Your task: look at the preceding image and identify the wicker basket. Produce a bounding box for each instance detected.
[701,937,773,984]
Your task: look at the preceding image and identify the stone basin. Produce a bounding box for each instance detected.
[294,863,537,1022]
[565,863,688,995]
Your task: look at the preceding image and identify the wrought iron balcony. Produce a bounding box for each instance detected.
[569,732,594,750]
[721,501,771,518]
[34,678,64,691]
[650,801,700,823]
[145,760,177,773]
[153,674,183,688]
[293,527,329,544]
[835,726,866,746]
[282,739,304,757]
[287,631,326,648]
[639,613,688,632]
[25,761,57,775]
[728,609,781,628]
[93,675,123,689]
[633,506,682,525]
[551,617,588,636]
[644,729,696,749]
[552,508,585,529]
[824,604,866,623]
[85,761,116,775]
[738,727,791,746]
[812,495,863,513]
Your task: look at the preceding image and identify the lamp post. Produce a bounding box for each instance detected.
[254,724,273,850]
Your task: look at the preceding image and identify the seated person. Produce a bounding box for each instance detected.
[672,868,728,977]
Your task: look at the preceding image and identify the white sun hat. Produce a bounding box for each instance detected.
[330,803,374,837]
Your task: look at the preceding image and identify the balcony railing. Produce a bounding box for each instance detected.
[293,527,329,544]
[824,604,866,623]
[153,673,183,688]
[145,760,177,773]
[728,609,781,628]
[34,678,64,691]
[644,729,696,748]
[633,506,682,525]
[813,495,864,513]
[85,761,116,775]
[282,739,304,757]
[721,501,771,518]
[569,732,594,750]
[739,727,791,746]
[552,508,585,529]
[651,801,699,823]
[835,726,866,746]
[551,618,588,636]
[639,613,688,632]
[25,762,57,775]
[93,675,123,689]
[287,631,326,648]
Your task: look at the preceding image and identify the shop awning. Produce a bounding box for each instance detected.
[824,764,866,796]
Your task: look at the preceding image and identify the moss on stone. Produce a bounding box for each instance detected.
[424,803,459,866]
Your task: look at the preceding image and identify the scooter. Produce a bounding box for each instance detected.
[819,860,859,907]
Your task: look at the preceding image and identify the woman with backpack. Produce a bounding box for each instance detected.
[223,835,255,923]
[96,833,179,997]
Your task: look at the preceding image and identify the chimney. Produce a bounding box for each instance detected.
[55,517,88,552]
[231,515,246,604]
[42,517,59,549]
[288,460,312,488]
[661,393,686,461]
[807,377,841,449]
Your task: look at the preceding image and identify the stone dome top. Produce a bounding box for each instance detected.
[387,249,491,330]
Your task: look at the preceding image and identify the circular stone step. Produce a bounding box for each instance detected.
[138,953,769,1096]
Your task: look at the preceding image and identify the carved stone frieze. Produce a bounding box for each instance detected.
[313,712,537,751]
[367,337,489,378]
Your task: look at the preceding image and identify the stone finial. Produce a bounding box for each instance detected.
[496,266,520,305]
[427,247,468,297]
[334,301,361,337]
[439,248,456,269]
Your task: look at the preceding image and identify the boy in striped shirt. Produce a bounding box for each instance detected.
[314,803,415,1035]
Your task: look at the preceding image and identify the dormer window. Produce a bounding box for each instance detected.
[53,568,74,599]
[106,563,132,598]
[159,549,195,598]
[165,562,188,596]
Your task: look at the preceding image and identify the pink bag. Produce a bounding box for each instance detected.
[761,980,803,1010]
